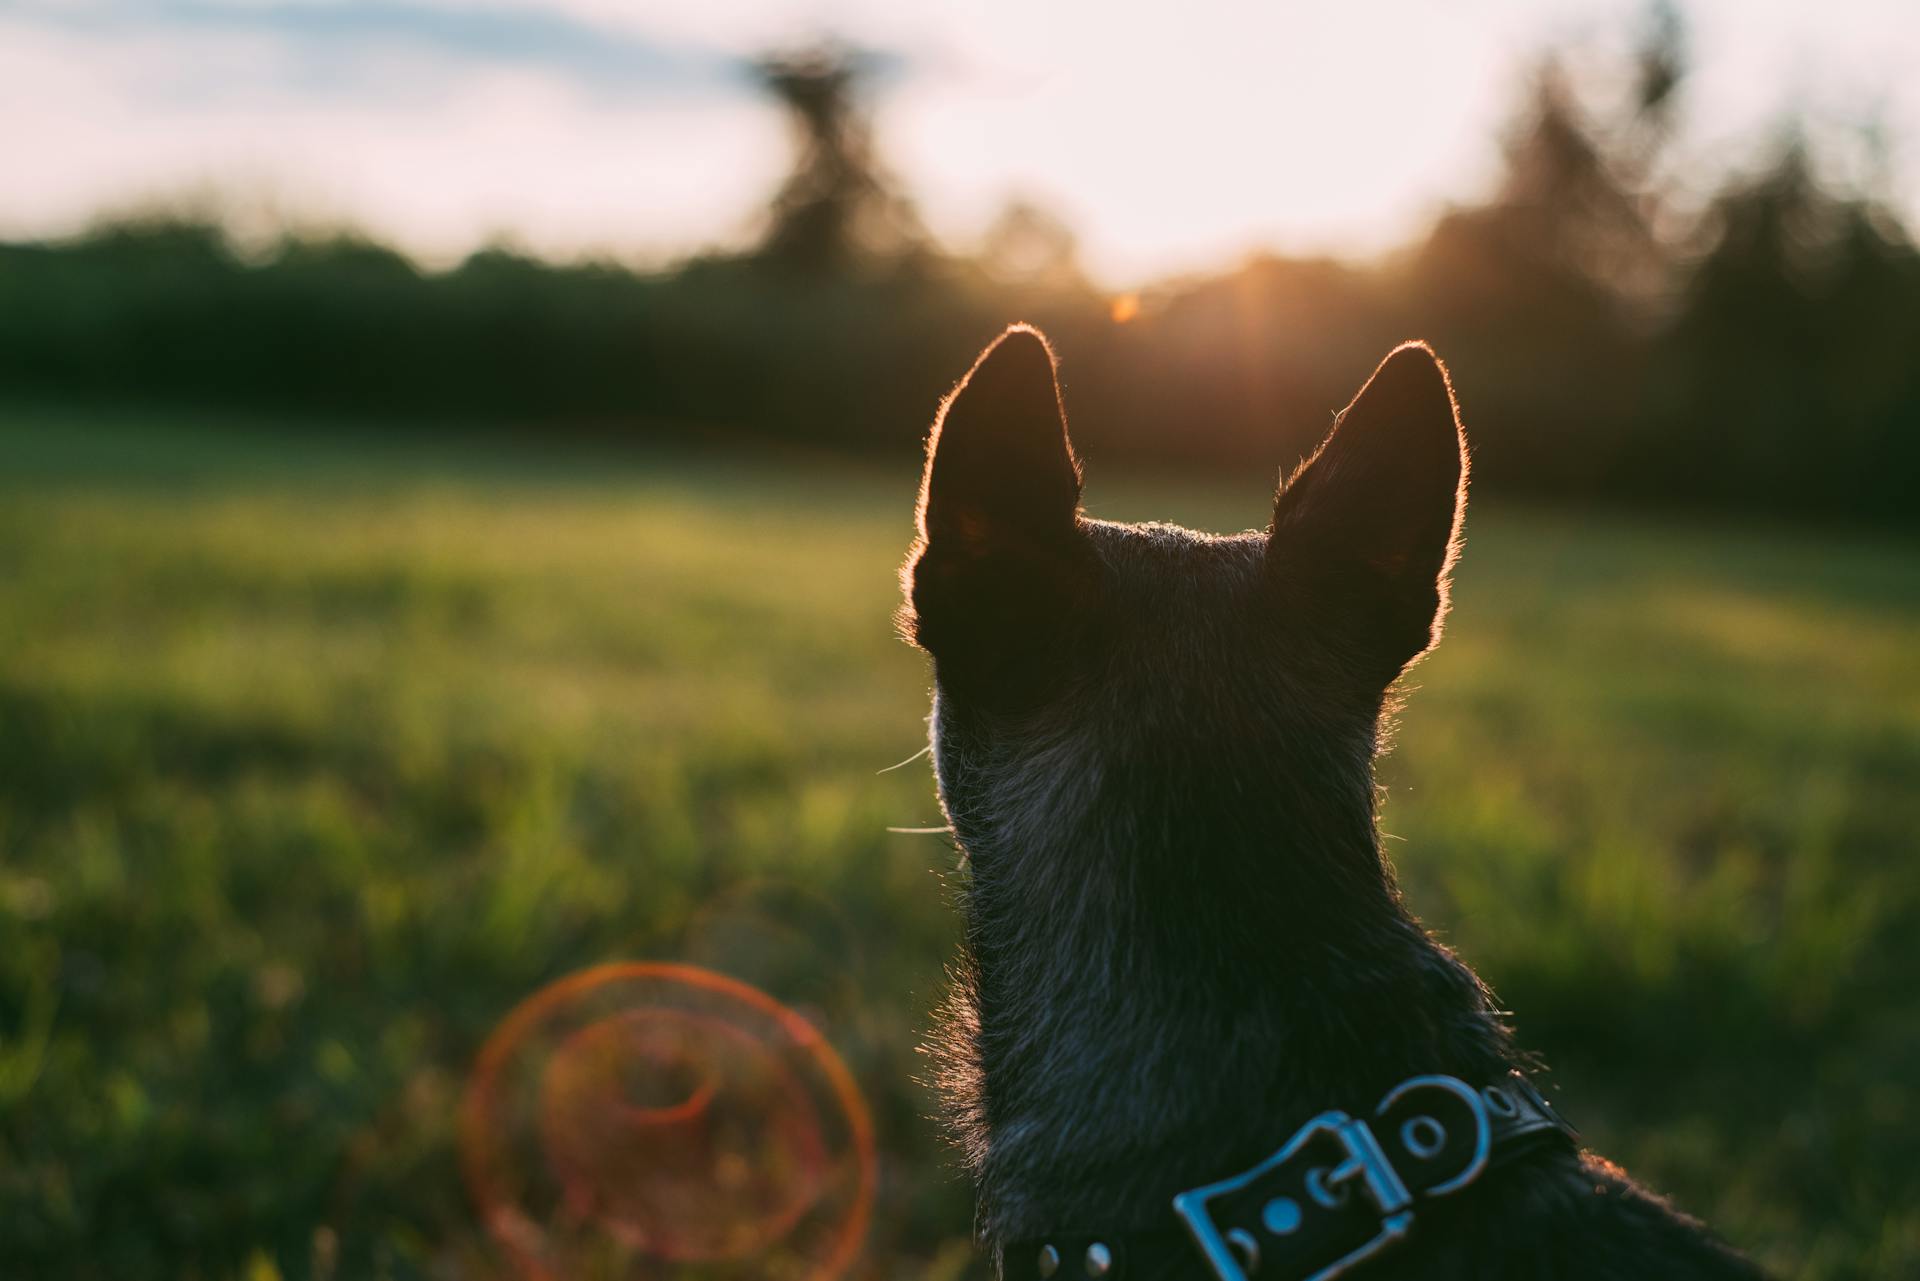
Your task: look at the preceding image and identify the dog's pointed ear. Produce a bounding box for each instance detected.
[1269,342,1468,685]
[903,325,1090,667]
[919,325,1080,545]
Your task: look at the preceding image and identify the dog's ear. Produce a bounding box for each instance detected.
[903,325,1091,675]
[1269,342,1467,685]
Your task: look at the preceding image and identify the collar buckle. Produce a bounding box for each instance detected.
[1173,1074,1521,1281]
[1321,1112,1414,1217]
[1004,1071,1576,1281]
[1173,1108,1423,1281]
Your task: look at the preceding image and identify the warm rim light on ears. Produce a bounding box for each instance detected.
[1109,292,1141,324]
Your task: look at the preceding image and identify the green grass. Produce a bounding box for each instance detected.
[1,410,1916,1280]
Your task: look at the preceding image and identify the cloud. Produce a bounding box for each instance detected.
[5,0,748,100]
[0,8,787,263]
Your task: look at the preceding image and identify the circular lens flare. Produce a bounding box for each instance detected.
[462,963,876,1281]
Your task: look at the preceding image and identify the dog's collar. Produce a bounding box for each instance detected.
[1001,1070,1577,1281]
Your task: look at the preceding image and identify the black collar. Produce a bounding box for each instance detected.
[1001,1070,1578,1281]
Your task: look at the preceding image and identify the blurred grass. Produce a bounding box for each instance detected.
[1,410,1916,1280]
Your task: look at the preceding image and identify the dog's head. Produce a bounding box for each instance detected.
[900,326,1474,1229]
[902,326,1466,907]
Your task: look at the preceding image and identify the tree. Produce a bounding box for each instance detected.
[1661,134,1920,516]
[751,43,923,275]
[978,199,1084,289]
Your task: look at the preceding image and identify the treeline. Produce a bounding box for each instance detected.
[3,37,1918,523]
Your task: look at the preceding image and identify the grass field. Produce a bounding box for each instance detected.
[1,411,1916,1280]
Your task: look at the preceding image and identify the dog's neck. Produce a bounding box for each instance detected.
[932,704,1521,1246]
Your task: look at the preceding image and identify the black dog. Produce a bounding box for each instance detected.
[901,327,1767,1280]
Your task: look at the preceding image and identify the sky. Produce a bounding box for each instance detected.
[4,0,1919,286]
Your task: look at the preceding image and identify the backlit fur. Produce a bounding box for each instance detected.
[901,326,1766,1278]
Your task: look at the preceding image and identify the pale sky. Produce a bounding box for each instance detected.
[4,0,1918,286]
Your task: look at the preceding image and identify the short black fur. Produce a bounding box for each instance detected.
[901,326,1767,1279]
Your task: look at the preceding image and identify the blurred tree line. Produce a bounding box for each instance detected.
[3,16,1916,523]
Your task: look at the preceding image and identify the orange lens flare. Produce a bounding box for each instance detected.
[462,963,876,1281]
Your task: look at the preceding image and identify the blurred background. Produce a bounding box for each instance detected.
[2,1,1918,1278]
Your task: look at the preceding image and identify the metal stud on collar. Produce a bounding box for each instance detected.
[1083,1242,1113,1276]
[1036,1244,1061,1278]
